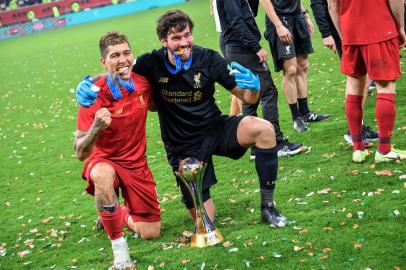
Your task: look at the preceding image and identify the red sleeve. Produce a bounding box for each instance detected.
[76,77,106,131]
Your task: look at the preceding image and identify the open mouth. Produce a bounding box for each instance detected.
[175,47,189,56]
[117,66,129,75]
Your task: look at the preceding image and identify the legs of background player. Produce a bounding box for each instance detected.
[374,80,404,162]
[229,95,243,116]
[188,199,216,222]
[296,54,310,116]
[296,55,331,123]
[91,162,135,269]
[282,58,306,132]
[345,75,366,162]
[237,116,287,227]
[346,76,402,163]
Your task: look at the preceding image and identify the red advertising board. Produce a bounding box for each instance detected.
[0,0,114,26]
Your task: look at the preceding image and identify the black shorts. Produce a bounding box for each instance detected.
[265,14,314,72]
[166,115,248,208]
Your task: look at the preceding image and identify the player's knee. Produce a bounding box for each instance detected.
[283,64,297,78]
[90,163,115,190]
[298,60,309,73]
[258,120,275,138]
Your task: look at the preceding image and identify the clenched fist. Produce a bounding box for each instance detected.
[93,108,111,131]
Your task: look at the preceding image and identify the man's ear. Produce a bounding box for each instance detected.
[160,38,168,48]
[100,57,106,68]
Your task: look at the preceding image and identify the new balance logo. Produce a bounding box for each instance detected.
[307,113,318,121]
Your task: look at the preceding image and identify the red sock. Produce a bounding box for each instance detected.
[121,206,131,231]
[376,93,396,154]
[345,94,364,151]
[98,204,123,240]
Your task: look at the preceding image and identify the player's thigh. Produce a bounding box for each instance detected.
[236,116,275,148]
[362,38,401,81]
[121,167,161,222]
[341,45,366,78]
[214,115,248,157]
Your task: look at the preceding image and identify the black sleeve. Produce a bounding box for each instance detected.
[310,0,332,38]
[222,0,262,52]
[132,53,152,80]
[209,50,237,91]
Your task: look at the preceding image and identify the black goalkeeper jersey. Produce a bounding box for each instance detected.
[133,45,237,152]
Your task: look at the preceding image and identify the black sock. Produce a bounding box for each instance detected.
[298,97,310,116]
[260,188,275,208]
[289,103,301,120]
[254,146,278,208]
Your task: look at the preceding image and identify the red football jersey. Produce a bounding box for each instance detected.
[76,73,152,170]
[339,0,398,45]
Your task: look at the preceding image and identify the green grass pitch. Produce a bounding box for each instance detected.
[0,0,405,269]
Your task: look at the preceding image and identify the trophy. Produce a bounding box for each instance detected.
[175,157,224,248]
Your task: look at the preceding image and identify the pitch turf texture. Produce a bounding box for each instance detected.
[0,0,405,269]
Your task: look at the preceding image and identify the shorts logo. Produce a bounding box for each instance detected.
[159,77,169,83]
[285,45,291,55]
[193,90,202,102]
[194,72,201,88]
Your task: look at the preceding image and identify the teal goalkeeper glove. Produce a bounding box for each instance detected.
[229,61,260,92]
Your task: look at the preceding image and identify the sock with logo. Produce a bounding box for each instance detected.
[376,93,396,154]
[255,146,278,208]
[345,94,364,151]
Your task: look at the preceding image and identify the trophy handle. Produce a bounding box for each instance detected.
[175,172,199,221]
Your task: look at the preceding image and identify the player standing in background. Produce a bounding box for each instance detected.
[263,0,331,132]
[310,0,379,147]
[328,0,406,163]
[217,0,304,159]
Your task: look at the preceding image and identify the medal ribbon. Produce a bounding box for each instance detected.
[164,50,193,74]
[106,73,135,100]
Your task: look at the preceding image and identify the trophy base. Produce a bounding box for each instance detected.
[191,229,224,248]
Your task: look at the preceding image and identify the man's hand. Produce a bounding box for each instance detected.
[322,35,337,53]
[230,62,260,92]
[256,48,268,63]
[276,24,293,44]
[399,29,406,47]
[305,14,314,35]
[93,108,112,132]
[76,75,99,107]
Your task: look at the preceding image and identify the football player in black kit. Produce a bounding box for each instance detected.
[76,10,288,227]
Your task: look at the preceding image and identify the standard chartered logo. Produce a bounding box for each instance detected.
[161,89,195,103]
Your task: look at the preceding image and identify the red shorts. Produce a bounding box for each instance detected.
[83,158,160,222]
[341,37,401,81]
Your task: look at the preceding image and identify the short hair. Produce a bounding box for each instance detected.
[156,10,194,40]
[99,31,130,58]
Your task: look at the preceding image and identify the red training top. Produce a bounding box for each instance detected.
[76,72,152,170]
[339,0,398,45]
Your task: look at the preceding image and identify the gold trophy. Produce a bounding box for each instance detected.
[175,157,224,248]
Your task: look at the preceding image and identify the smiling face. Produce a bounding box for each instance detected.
[160,25,193,62]
[99,32,133,81]
[100,42,134,81]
